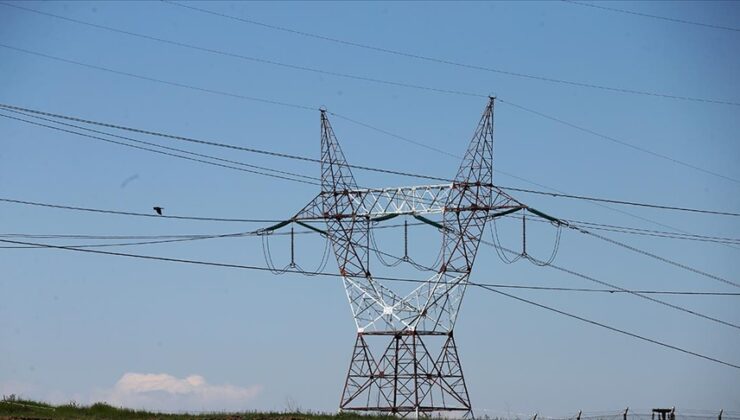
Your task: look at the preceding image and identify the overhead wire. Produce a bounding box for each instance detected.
[504,184,740,217]
[3,102,738,219]
[3,230,736,296]
[476,284,740,370]
[559,219,740,246]
[496,98,740,186]
[2,222,738,299]
[1,11,736,324]
[4,117,739,303]
[19,206,740,332]
[3,111,737,296]
[0,197,285,223]
[0,112,320,186]
[2,3,739,185]
[0,103,449,184]
[477,216,740,330]
[493,238,740,331]
[0,44,316,112]
[2,107,320,185]
[3,191,738,247]
[6,182,735,301]
[481,213,740,323]
[566,225,740,289]
[163,0,740,105]
[0,2,482,98]
[1,235,738,370]
[562,0,740,33]
[1,1,737,367]
[0,17,736,268]
[1,50,737,249]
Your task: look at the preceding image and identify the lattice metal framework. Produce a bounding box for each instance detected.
[291,99,520,417]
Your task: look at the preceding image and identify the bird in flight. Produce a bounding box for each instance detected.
[153,206,164,216]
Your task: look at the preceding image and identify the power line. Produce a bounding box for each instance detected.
[8,42,737,195]
[505,186,740,218]
[3,3,739,185]
[1,47,736,255]
[475,284,740,297]
[324,104,740,251]
[3,228,738,297]
[3,189,738,248]
[505,211,740,246]
[7,207,740,331]
[0,197,283,223]
[1,236,737,370]
[7,105,740,279]
[483,232,740,330]
[476,284,740,370]
[496,99,740,186]
[567,225,740,289]
[563,0,740,33]
[0,41,467,168]
[0,112,320,186]
[0,103,448,184]
[487,214,740,298]
[0,44,317,112]
[3,108,320,185]
[163,0,740,106]
[7,183,736,305]
[0,2,482,98]
[0,235,242,249]
[561,219,740,246]
[8,103,740,285]
[3,103,739,219]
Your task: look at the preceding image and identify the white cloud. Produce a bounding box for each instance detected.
[100,372,262,413]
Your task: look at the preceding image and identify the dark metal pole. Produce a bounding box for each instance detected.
[393,333,399,412]
[290,226,295,267]
[403,219,409,261]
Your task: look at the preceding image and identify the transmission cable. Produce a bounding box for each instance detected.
[3,111,736,293]
[7,214,740,333]
[562,0,740,33]
[0,197,284,223]
[0,112,320,186]
[4,102,738,219]
[3,4,739,185]
[1,236,738,370]
[2,107,320,185]
[0,44,316,112]
[504,185,740,217]
[481,220,740,330]
[566,225,740,289]
[13,100,737,220]
[0,103,448,184]
[162,0,740,105]
[496,99,740,186]
[497,240,740,330]
[0,2,481,99]
[2,226,737,297]
[476,284,740,370]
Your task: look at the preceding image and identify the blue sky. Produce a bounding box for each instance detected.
[1,0,739,415]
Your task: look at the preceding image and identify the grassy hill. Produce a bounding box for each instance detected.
[0,398,393,420]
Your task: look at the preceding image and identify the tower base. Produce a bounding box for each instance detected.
[340,331,472,418]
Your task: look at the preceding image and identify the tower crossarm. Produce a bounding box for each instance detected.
[292,183,522,221]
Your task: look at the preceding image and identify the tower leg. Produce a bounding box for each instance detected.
[340,331,472,417]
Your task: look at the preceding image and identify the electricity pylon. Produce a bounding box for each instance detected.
[289,98,522,417]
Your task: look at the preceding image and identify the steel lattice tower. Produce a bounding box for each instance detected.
[288,98,521,417]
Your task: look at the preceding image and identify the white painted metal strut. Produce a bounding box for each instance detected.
[293,183,518,221]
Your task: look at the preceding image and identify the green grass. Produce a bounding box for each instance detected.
[0,398,395,420]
